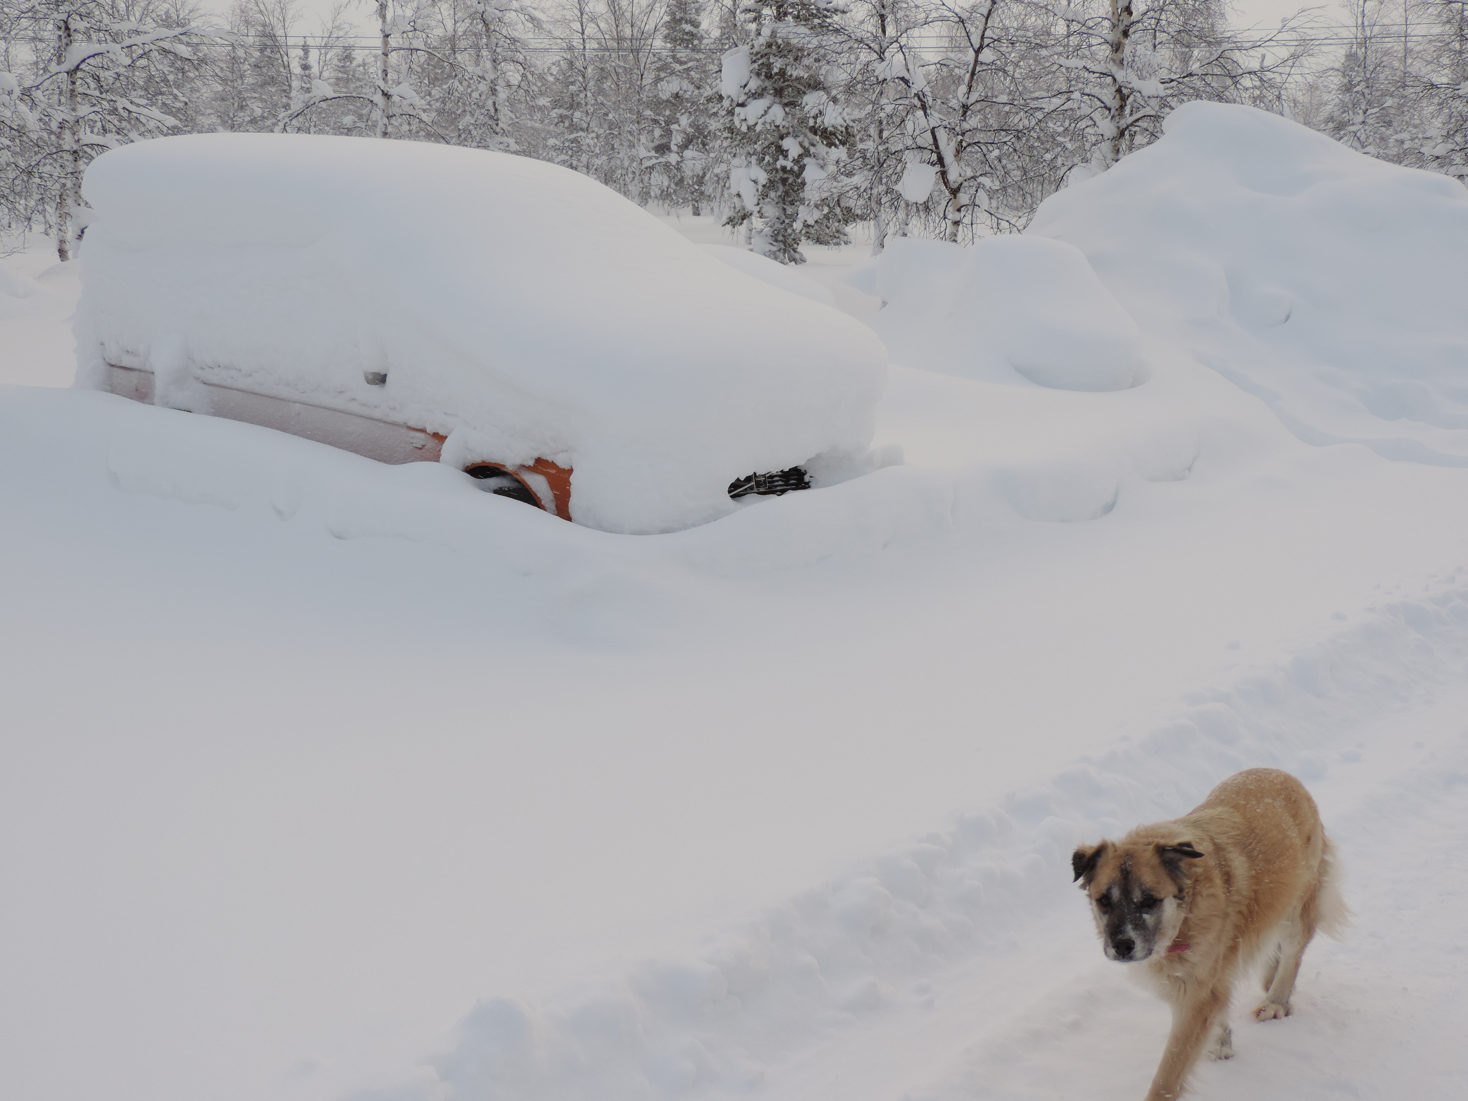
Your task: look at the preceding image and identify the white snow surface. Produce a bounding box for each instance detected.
[5,105,1468,1101]
[1031,101,1468,465]
[897,161,938,204]
[872,235,1145,391]
[699,244,838,307]
[719,46,750,101]
[73,134,888,533]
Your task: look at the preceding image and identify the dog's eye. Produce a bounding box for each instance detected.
[1138,895,1159,912]
[1095,895,1112,912]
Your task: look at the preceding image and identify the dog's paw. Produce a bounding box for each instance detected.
[1207,1023,1235,1061]
[1254,1001,1291,1021]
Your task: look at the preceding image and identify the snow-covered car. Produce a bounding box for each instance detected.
[74,135,888,534]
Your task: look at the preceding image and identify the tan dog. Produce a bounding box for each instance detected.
[1072,768,1346,1101]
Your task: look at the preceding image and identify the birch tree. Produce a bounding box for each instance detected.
[524,0,669,199]
[1411,0,1468,178]
[456,0,539,151]
[854,0,1036,241]
[276,0,501,142]
[0,0,211,258]
[834,0,919,251]
[1052,0,1313,174]
[1319,0,1468,177]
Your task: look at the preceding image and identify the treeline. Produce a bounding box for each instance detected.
[3,0,1468,263]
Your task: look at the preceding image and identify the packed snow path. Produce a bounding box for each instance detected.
[746,653,1468,1101]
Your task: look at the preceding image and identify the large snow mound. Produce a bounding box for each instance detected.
[74,134,888,533]
[871,235,1144,391]
[1030,102,1468,465]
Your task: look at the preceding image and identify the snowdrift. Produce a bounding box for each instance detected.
[1030,102,1468,465]
[871,235,1145,391]
[699,244,838,307]
[73,134,888,533]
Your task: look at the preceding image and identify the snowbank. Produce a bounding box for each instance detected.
[74,134,888,533]
[0,245,81,388]
[700,244,838,307]
[898,161,938,204]
[0,266,40,310]
[872,235,1144,390]
[1030,102,1468,465]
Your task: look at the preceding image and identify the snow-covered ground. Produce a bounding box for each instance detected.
[3,104,1467,1101]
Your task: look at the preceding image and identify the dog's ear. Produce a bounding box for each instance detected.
[1157,842,1205,869]
[1072,842,1109,884]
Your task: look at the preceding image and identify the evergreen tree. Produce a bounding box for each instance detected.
[651,0,717,213]
[722,0,853,263]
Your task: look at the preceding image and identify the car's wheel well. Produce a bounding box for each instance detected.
[465,464,543,508]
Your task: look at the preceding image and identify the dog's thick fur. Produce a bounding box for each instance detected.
[1072,768,1347,1101]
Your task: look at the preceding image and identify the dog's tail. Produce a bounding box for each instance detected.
[1313,833,1351,940]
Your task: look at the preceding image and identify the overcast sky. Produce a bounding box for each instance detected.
[1233,0,1343,30]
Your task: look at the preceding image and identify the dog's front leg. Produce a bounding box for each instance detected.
[1145,984,1230,1101]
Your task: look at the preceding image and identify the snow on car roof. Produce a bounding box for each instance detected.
[74,134,888,534]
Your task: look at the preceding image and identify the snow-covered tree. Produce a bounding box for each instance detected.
[1314,0,1468,180]
[522,0,669,200]
[830,0,916,251]
[722,0,854,263]
[0,0,212,258]
[1323,4,1400,156]
[1051,0,1313,174]
[274,0,509,142]
[847,0,1043,242]
[1410,0,1468,179]
[649,0,718,212]
[10,0,1468,257]
[454,0,539,152]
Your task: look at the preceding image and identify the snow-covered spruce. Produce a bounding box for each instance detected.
[721,1,854,265]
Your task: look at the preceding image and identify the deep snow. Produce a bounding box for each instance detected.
[873,235,1145,392]
[3,104,1468,1101]
[1031,102,1468,468]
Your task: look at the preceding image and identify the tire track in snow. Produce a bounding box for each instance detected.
[367,575,1468,1101]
